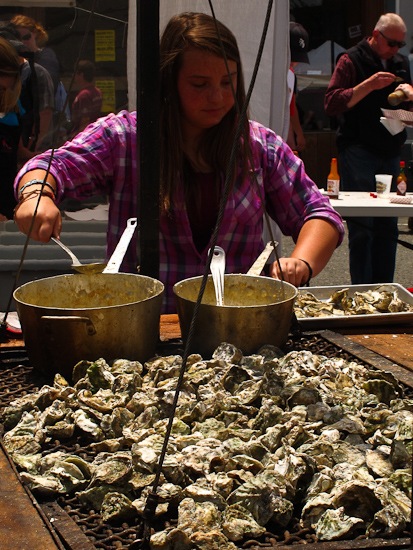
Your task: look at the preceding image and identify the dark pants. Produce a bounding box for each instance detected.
[338,146,399,284]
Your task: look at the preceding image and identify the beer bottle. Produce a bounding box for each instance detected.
[388,89,407,106]
[397,161,407,196]
[326,158,340,199]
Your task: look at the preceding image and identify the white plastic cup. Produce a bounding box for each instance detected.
[375,174,392,196]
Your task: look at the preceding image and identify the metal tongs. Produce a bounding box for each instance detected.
[209,246,225,306]
[208,241,279,307]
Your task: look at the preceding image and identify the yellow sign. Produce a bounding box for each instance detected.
[96,79,116,114]
[95,30,115,62]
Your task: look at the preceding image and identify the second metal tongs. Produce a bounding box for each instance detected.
[209,241,278,306]
[209,246,225,306]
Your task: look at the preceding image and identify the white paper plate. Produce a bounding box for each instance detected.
[381,108,413,125]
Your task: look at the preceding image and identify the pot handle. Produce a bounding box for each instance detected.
[103,217,138,273]
[40,315,96,336]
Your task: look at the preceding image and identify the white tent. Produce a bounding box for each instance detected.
[127,0,290,137]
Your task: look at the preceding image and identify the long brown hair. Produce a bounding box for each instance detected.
[160,12,250,211]
[0,36,21,112]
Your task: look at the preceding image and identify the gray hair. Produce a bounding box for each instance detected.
[375,13,406,33]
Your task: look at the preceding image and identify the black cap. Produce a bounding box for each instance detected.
[290,22,309,64]
[0,22,30,56]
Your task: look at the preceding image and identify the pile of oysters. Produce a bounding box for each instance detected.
[1,343,412,548]
[295,286,413,318]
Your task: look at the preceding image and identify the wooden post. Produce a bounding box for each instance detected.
[137,1,160,279]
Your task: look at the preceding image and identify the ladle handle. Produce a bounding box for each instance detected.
[247,241,278,276]
[51,236,81,266]
[103,217,138,273]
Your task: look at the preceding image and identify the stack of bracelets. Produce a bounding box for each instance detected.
[13,179,56,217]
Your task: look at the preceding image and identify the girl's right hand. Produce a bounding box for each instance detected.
[13,194,62,242]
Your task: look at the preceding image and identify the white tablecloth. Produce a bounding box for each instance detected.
[326,192,413,217]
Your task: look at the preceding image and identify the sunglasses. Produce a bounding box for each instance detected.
[378,30,406,49]
[20,33,32,41]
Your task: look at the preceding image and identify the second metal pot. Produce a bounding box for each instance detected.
[173,274,297,358]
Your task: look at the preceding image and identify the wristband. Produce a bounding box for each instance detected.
[18,179,56,198]
[299,258,313,286]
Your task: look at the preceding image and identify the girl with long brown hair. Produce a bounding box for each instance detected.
[13,12,344,312]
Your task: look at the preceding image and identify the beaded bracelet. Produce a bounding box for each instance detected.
[299,258,313,286]
[18,179,56,199]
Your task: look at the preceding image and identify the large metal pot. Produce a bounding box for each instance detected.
[14,273,164,379]
[173,274,297,357]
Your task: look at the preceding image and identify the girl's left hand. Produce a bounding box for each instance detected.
[268,257,311,287]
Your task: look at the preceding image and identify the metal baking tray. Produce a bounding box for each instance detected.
[295,283,413,329]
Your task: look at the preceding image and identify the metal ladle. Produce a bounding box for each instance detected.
[51,237,106,274]
[51,217,138,274]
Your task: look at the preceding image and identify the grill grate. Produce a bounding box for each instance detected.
[1,333,412,549]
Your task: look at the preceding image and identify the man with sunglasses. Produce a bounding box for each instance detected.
[324,13,411,286]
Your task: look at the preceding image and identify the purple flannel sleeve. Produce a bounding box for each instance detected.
[250,123,344,246]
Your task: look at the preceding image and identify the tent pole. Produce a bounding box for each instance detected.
[137,0,160,279]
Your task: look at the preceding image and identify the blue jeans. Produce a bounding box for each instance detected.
[338,146,399,284]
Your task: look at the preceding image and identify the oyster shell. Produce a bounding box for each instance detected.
[101,491,136,522]
[90,451,132,487]
[315,506,364,541]
[227,472,293,526]
[178,497,221,533]
[150,528,192,550]
[366,449,394,477]
[222,503,266,541]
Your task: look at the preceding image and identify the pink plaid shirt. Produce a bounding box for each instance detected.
[16,110,344,312]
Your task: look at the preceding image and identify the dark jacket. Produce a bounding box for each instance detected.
[336,38,410,157]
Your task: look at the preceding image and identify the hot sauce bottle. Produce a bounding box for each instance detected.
[397,160,407,196]
[326,157,340,199]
